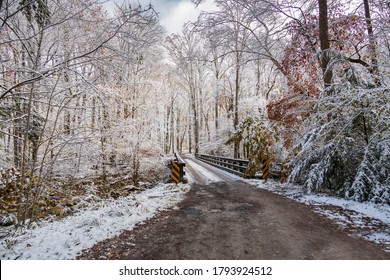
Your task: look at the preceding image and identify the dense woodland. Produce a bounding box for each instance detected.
[0,0,389,225]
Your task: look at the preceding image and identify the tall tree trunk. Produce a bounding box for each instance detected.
[363,0,379,76]
[198,87,203,131]
[188,103,192,154]
[255,57,261,97]
[204,111,211,142]
[100,103,109,179]
[192,92,199,154]
[211,48,222,133]
[165,106,170,154]
[318,0,332,88]
[176,109,181,152]
[215,81,219,132]
[170,96,175,153]
[91,96,96,128]
[13,94,22,168]
[63,71,72,135]
[233,52,240,158]
[189,71,199,154]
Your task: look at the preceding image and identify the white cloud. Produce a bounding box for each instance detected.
[103,0,218,35]
[159,0,218,34]
[160,1,199,34]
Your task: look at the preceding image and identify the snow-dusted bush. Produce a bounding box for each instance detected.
[226,116,281,177]
[289,67,390,204]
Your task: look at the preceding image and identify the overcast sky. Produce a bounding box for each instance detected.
[103,0,217,34]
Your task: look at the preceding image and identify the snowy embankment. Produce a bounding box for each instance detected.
[250,179,390,252]
[0,183,189,260]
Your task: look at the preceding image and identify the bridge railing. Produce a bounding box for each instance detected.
[195,153,281,179]
[195,153,249,177]
[174,153,185,164]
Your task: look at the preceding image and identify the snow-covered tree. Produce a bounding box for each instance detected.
[289,61,390,204]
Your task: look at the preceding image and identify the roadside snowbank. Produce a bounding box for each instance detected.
[0,183,189,260]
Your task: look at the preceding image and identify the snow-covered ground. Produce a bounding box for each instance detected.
[249,179,390,252]
[0,183,189,260]
[1,161,389,260]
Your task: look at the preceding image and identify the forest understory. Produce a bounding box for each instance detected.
[0,157,171,233]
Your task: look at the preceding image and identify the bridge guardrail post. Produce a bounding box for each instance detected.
[171,153,186,184]
[261,158,272,180]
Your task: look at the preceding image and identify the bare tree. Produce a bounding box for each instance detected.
[165,27,204,154]
[193,0,254,158]
[0,0,165,223]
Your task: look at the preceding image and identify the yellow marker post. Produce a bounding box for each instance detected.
[262,158,271,180]
[171,161,181,184]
